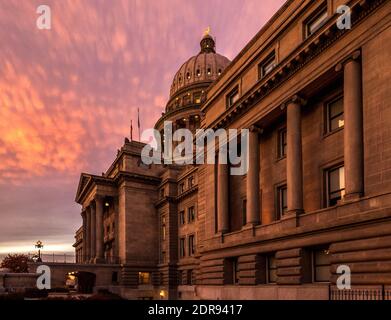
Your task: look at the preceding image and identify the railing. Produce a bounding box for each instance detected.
[330,285,391,300]
[27,253,76,264]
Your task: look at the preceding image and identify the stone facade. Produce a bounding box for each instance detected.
[74,0,391,300]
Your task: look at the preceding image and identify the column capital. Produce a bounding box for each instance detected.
[335,50,361,72]
[249,125,263,134]
[281,95,307,110]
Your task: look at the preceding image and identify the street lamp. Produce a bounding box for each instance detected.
[35,240,43,262]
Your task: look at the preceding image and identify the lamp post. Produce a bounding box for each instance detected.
[35,240,43,262]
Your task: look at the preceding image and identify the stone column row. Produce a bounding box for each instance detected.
[82,195,105,263]
[215,50,363,231]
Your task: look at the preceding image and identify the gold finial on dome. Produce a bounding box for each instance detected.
[204,26,211,37]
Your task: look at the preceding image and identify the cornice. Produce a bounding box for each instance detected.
[205,0,386,131]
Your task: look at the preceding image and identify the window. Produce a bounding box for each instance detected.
[186,72,191,79]
[259,52,276,78]
[312,248,331,282]
[187,270,194,285]
[161,216,166,241]
[207,68,211,76]
[326,96,344,133]
[179,238,185,258]
[242,199,247,226]
[188,234,195,256]
[183,94,191,105]
[305,6,328,38]
[194,92,201,104]
[138,272,151,285]
[218,69,222,76]
[196,69,201,77]
[188,176,194,188]
[226,86,239,108]
[160,188,165,199]
[326,165,345,207]
[188,206,195,223]
[225,258,239,285]
[179,210,185,225]
[112,271,118,284]
[277,185,288,219]
[267,254,277,284]
[179,183,185,193]
[278,128,287,158]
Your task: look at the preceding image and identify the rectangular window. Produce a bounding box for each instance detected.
[305,6,328,38]
[326,165,345,207]
[313,248,331,282]
[188,206,195,223]
[277,185,288,219]
[179,183,185,194]
[226,86,239,108]
[278,128,287,158]
[179,238,185,258]
[138,272,151,285]
[267,254,277,284]
[259,52,276,79]
[161,216,166,241]
[194,92,202,104]
[188,234,195,256]
[179,210,185,225]
[326,96,344,133]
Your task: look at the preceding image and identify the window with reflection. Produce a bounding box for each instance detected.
[326,165,345,207]
[326,96,344,133]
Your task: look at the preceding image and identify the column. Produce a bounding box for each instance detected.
[287,95,304,215]
[342,52,364,199]
[217,163,229,233]
[246,126,261,225]
[81,210,87,263]
[90,203,96,262]
[95,196,104,262]
[85,207,91,263]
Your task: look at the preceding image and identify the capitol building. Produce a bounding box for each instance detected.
[69,0,391,300]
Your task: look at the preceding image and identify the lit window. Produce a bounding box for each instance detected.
[186,72,191,79]
[226,86,239,108]
[218,69,222,75]
[194,93,201,104]
[138,272,151,285]
[207,68,211,76]
[196,69,201,77]
[188,206,195,223]
[188,235,195,256]
[326,165,345,207]
[267,254,277,284]
[326,97,344,133]
[313,248,331,282]
[259,52,276,78]
[305,7,328,38]
[278,128,287,158]
[277,185,288,219]
[179,211,185,225]
[179,238,185,258]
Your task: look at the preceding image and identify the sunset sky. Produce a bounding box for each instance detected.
[0,0,285,255]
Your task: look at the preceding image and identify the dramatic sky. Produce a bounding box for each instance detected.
[0,0,285,255]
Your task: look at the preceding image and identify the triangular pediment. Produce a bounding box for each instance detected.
[75,173,92,203]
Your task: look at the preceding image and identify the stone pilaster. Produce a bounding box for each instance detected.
[337,51,364,200]
[81,210,87,263]
[90,203,96,262]
[85,206,91,263]
[95,196,104,263]
[217,163,229,233]
[246,126,261,225]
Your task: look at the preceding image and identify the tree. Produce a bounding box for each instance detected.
[0,254,30,273]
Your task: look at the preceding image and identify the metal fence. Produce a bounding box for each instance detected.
[26,253,76,264]
[330,285,391,300]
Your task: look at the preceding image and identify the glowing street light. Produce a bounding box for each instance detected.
[35,240,44,262]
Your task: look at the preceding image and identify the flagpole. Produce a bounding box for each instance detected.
[137,108,141,142]
[130,120,133,141]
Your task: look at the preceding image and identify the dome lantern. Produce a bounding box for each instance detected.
[200,27,216,53]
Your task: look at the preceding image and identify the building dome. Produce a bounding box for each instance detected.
[168,32,231,100]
